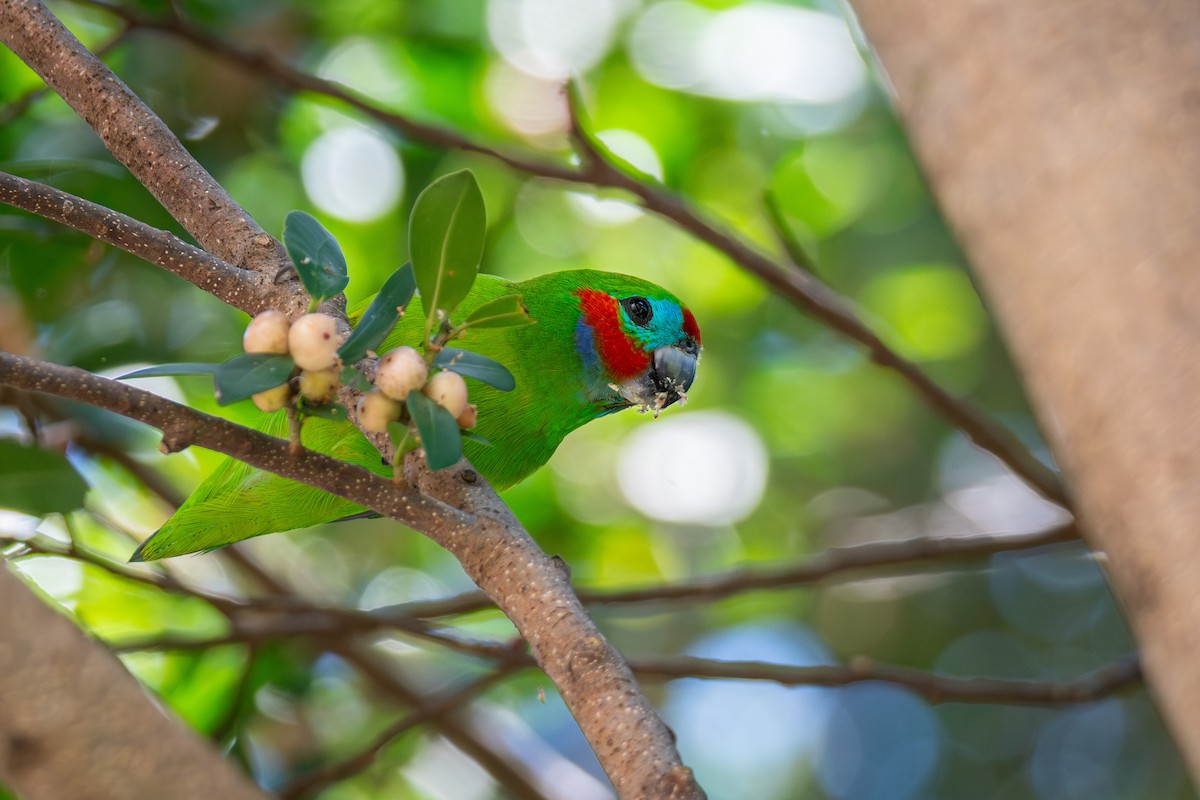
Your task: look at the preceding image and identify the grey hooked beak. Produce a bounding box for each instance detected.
[651,343,697,400]
[615,338,700,414]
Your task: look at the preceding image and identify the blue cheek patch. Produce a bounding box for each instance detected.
[575,318,603,381]
[620,298,685,350]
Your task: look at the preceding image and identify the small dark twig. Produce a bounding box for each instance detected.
[632,653,1142,706]
[103,619,1141,707]
[382,522,1081,619]
[763,190,824,280]
[209,643,260,745]
[277,665,523,800]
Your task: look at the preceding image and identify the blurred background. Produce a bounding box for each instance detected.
[0,0,1191,798]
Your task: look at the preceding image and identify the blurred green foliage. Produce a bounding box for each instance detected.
[0,1,1191,799]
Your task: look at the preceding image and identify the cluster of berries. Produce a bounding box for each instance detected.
[242,310,476,432]
[242,310,340,411]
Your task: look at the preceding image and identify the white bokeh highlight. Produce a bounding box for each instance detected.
[317,36,411,106]
[630,2,867,104]
[487,0,631,79]
[301,125,404,223]
[617,411,768,526]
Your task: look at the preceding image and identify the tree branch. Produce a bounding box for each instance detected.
[849,0,1200,778]
[74,0,1068,507]
[0,351,703,799]
[0,170,276,315]
[381,523,1081,619]
[0,0,295,290]
[0,25,128,126]
[632,653,1142,706]
[95,608,1143,708]
[277,667,521,800]
[0,566,271,800]
[23,530,1127,711]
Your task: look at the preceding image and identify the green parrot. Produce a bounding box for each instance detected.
[133,270,701,560]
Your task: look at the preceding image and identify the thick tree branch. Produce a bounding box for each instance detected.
[0,0,295,292]
[0,170,276,315]
[0,351,703,800]
[0,566,271,800]
[74,0,1067,508]
[848,0,1200,779]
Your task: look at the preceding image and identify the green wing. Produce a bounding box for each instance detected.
[132,412,389,560]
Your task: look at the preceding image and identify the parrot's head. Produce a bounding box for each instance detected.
[570,275,702,415]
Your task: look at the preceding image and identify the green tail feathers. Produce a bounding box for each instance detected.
[133,413,388,560]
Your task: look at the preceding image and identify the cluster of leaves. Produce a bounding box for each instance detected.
[122,169,532,470]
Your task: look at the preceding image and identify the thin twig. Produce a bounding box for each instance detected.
[631,653,1142,706]
[100,619,1143,707]
[209,642,260,745]
[382,523,1081,619]
[1,533,245,616]
[277,665,523,800]
[763,190,824,281]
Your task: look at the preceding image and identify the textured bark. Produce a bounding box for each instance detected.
[0,566,271,800]
[850,0,1200,777]
[0,170,277,315]
[406,455,701,799]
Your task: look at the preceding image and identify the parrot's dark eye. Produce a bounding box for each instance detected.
[621,296,653,327]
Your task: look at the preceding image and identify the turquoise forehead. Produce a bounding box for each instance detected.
[620,296,686,349]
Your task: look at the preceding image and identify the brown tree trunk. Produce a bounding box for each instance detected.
[849,0,1200,778]
[0,566,272,800]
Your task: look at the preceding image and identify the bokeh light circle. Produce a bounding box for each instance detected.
[301,125,404,222]
[616,410,767,525]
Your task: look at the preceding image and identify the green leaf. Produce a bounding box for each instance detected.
[435,347,515,392]
[387,420,416,455]
[213,353,295,406]
[405,391,462,470]
[118,363,218,379]
[339,263,416,363]
[299,402,348,421]
[283,211,349,305]
[409,170,486,329]
[460,429,491,447]
[0,440,87,515]
[463,295,535,330]
[339,365,373,392]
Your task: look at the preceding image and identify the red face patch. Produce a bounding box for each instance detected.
[682,307,701,346]
[575,289,652,381]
